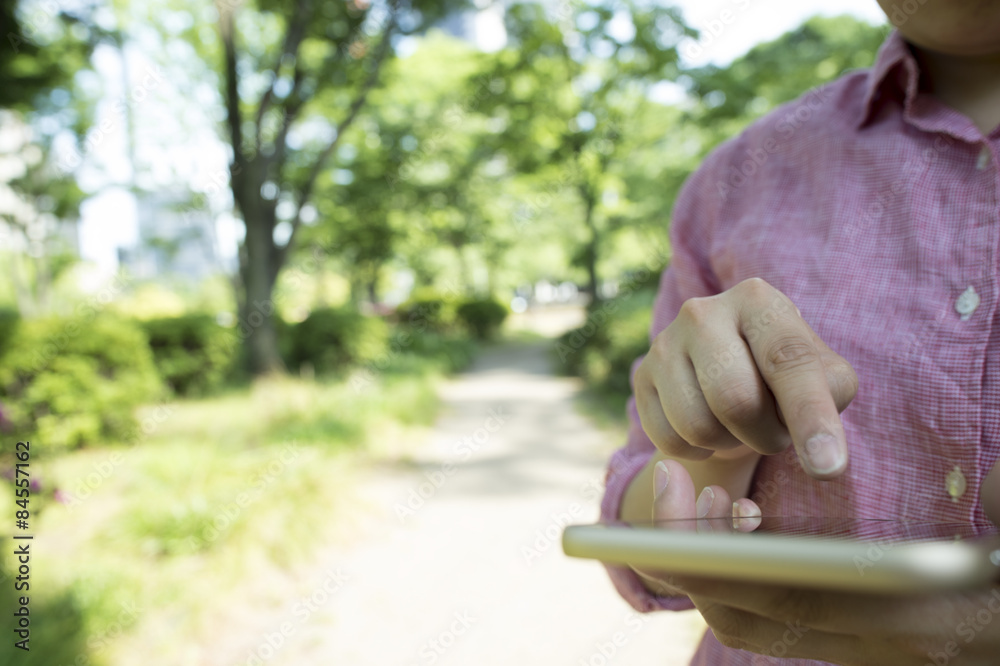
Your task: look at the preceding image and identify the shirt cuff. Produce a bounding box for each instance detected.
[600,447,696,613]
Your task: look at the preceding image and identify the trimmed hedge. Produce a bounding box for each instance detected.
[395,290,458,334]
[140,315,237,397]
[0,315,162,451]
[456,298,508,340]
[395,328,476,374]
[288,307,389,374]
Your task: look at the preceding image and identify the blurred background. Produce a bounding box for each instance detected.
[0,0,888,663]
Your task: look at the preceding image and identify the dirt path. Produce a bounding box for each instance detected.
[224,325,707,665]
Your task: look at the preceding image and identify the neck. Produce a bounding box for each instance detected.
[912,46,1000,135]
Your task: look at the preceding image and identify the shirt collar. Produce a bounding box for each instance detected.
[857,29,922,129]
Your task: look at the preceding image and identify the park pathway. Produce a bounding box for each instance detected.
[221,314,707,665]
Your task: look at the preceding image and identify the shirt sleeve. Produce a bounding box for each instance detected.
[598,144,729,613]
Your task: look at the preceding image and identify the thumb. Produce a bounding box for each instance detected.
[982,458,1000,527]
[652,459,697,525]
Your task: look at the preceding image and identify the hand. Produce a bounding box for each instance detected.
[634,278,858,479]
[637,460,1000,666]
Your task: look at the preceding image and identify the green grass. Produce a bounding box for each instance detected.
[0,365,444,666]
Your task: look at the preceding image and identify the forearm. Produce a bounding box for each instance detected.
[619,450,759,525]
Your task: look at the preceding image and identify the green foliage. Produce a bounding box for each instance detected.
[396,288,459,334]
[0,315,162,451]
[0,0,98,113]
[395,328,477,374]
[289,308,389,374]
[140,315,237,397]
[686,15,886,127]
[456,297,508,341]
[555,289,656,397]
[0,307,20,357]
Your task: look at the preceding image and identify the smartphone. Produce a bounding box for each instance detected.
[562,517,1000,593]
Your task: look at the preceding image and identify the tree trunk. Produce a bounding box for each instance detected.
[582,193,600,304]
[235,171,285,376]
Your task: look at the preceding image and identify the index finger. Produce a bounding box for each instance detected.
[740,296,847,479]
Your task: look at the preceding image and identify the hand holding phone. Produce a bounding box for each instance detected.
[567,458,1000,664]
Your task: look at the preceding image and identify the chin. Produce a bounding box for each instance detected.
[879,0,1000,56]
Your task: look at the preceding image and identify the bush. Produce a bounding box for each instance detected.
[0,308,20,357]
[289,307,389,374]
[456,297,508,340]
[554,289,655,396]
[0,315,163,451]
[396,288,459,333]
[140,315,237,397]
[395,328,477,373]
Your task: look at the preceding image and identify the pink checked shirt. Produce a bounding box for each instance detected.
[600,30,1000,666]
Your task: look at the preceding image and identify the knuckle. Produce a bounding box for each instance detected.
[678,412,729,448]
[701,604,752,650]
[710,378,765,425]
[762,335,818,374]
[735,276,774,301]
[648,327,678,360]
[658,437,702,461]
[677,296,714,325]
[827,359,859,409]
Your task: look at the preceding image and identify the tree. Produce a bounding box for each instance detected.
[484,1,692,302]
[215,0,464,374]
[684,15,887,144]
[305,32,492,304]
[0,0,101,315]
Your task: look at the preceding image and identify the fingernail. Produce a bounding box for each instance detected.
[732,501,761,519]
[804,433,846,475]
[696,487,714,518]
[654,461,670,498]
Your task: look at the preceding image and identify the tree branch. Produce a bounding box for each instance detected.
[255,0,312,147]
[218,1,243,173]
[274,6,398,273]
[268,63,306,176]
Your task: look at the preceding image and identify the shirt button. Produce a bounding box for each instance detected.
[955,286,980,321]
[977,145,991,171]
[946,466,967,503]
